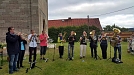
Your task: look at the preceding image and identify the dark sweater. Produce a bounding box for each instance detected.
[6,32,20,55]
[88,35,98,47]
[20,39,27,50]
[80,35,87,45]
[68,35,76,45]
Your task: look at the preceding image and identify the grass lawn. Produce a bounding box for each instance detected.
[1,42,134,75]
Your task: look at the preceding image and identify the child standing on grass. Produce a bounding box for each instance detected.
[57,33,64,58]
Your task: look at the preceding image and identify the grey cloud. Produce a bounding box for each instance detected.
[48,0,134,27]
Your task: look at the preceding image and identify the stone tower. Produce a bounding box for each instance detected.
[0,0,48,42]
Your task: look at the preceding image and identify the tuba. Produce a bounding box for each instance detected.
[110,28,121,47]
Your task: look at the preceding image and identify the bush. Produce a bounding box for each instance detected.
[48,25,100,43]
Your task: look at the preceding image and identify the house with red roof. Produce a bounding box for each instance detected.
[48,17,102,30]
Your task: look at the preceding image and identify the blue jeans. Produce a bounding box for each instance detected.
[9,53,19,73]
[114,46,121,60]
[68,44,74,58]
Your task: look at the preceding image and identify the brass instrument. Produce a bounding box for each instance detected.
[101,33,107,40]
[62,32,67,42]
[110,28,121,47]
[14,31,29,41]
[73,32,76,36]
[90,30,97,41]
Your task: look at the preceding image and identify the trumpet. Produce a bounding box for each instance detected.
[20,33,28,40]
[14,31,28,40]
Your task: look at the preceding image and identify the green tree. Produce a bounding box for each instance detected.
[103,24,128,32]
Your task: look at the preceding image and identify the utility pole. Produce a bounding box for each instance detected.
[87,15,89,33]
[30,0,32,30]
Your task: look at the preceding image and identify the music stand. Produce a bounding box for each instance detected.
[97,55,101,60]
[52,44,56,61]
[107,37,112,61]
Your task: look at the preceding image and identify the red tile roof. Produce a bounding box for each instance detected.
[48,18,102,30]
[106,32,132,38]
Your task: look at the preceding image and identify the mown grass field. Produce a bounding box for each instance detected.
[1,42,134,75]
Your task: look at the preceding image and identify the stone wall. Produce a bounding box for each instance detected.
[0,0,48,42]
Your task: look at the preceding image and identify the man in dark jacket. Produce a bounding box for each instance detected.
[6,27,21,74]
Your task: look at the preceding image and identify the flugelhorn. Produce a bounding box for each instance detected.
[14,31,28,40]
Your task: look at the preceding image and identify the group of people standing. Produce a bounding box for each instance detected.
[5,26,123,74]
[57,30,123,62]
[6,27,49,74]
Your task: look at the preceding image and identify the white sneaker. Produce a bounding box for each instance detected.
[72,57,74,59]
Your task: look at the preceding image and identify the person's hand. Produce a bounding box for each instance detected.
[17,32,21,36]
[80,37,82,40]
[32,34,35,37]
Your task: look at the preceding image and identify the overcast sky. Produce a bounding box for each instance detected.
[48,0,134,28]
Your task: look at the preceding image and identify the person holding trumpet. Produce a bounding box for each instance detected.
[6,27,21,74]
[39,30,49,60]
[88,30,98,59]
[68,31,76,60]
[79,31,87,59]
[17,34,27,69]
[28,30,38,63]
[57,33,65,58]
[98,31,108,59]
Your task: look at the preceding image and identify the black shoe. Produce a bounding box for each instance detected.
[20,66,24,68]
[14,69,19,72]
[94,57,97,60]
[59,57,63,59]
[0,67,2,69]
[83,56,85,58]
[40,58,42,60]
[43,58,46,60]
[80,57,82,59]
[9,72,13,74]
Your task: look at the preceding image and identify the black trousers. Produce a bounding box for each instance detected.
[90,46,97,59]
[100,44,107,59]
[40,46,47,55]
[17,50,25,68]
[59,46,64,58]
[29,47,37,62]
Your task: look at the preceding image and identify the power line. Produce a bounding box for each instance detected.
[90,5,134,17]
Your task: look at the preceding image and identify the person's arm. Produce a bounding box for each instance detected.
[57,37,61,43]
[28,34,33,42]
[119,36,122,42]
[73,36,76,42]
[23,40,27,44]
[39,35,44,41]
[98,35,101,42]
[6,34,19,43]
[79,36,82,42]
